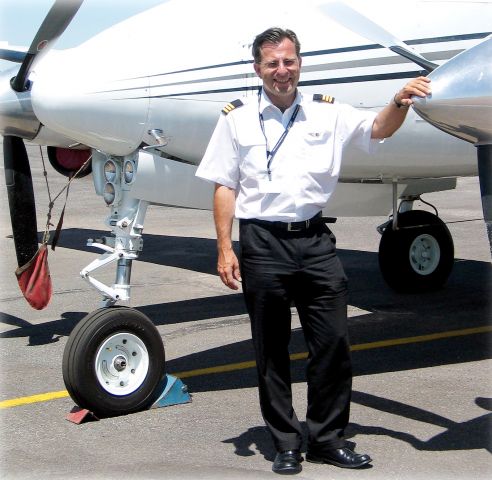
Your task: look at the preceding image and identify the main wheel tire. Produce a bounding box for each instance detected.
[63,306,166,417]
[378,210,454,293]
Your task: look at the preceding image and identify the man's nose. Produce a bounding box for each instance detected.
[276,61,289,73]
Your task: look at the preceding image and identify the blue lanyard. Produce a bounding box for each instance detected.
[258,91,300,180]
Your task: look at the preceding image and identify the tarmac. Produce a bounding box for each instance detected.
[0,144,490,479]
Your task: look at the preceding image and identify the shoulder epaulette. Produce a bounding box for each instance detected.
[313,94,335,104]
[222,99,244,115]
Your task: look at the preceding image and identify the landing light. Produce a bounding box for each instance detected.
[124,160,135,184]
[104,160,117,183]
[103,182,116,205]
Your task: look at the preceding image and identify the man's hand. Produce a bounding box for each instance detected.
[213,183,241,290]
[372,76,432,139]
[217,246,242,290]
[394,76,431,108]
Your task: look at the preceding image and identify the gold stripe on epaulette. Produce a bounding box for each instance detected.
[222,103,236,114]
[313,93,335,104]
[222,99,244,115]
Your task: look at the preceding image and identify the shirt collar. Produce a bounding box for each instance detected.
[259,88,303,116]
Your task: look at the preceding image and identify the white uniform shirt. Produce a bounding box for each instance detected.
[196,89,378,221]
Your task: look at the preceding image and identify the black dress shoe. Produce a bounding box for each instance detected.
[272,450,303,475]
[306,446,372,469]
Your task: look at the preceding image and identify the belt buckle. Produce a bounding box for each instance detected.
[287,219,309,232]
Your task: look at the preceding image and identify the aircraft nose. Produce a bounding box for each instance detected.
[0,68,40,139]
[412,36,492,145]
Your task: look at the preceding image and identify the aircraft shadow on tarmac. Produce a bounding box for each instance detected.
[0,229,491,455]
[1,227,490,345]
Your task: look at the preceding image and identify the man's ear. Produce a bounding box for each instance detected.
[254,63,262,79]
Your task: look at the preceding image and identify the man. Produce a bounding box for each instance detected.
[196,27,430,475]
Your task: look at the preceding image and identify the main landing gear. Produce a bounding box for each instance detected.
[377,190,454,293]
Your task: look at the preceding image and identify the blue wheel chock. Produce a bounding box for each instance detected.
[151,374,192,409]
[67,374,191,424]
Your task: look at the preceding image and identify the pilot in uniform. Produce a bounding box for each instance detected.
[196,26,429,475]
[196,86,377,464]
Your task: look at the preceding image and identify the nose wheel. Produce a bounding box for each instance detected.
[63,307,166,417]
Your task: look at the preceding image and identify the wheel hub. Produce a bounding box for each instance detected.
[409,233,441,275]
[113,356,127,371]
[95,332,149,395]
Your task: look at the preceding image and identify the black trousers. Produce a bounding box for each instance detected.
[239,218,352,453]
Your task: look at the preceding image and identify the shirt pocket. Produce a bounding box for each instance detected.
[300,128,334,173]
[304,129,330,145]
[237,130,267,179]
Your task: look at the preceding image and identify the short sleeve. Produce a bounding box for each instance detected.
[337,103,379,154]
[195,114,240,189]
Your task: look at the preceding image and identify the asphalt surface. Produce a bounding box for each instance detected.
[0,144,491,479]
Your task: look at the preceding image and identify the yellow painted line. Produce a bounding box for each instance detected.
[350,325,492,351]
[1,325,490,410]
[0,390,69,408]
[176,359,257,379]
[175,325,492,377]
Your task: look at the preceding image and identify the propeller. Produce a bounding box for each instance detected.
[317,1,438,73]
[319,2,492,256]
[2,0,84,268]
[11,0,84,92]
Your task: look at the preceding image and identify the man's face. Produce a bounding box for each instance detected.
[254,38,302,109]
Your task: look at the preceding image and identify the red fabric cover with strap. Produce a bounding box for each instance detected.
[15,243,52,310]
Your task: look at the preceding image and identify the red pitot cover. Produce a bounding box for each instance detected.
[15,244,52,310]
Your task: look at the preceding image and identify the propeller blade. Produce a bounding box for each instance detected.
[11,0,84,92]
[3,136,39,267]
[0,49,26,63]
[318,1,438,72]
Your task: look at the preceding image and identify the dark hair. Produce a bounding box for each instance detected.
[252,27,301,64]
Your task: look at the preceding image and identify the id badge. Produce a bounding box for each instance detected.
[258,173,282,193]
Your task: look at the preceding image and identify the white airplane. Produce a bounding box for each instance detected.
[0,0,490,417]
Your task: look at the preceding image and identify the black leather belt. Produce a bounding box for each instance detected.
[241,212,336,232]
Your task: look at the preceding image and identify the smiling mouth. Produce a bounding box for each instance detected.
[275,79,291,87]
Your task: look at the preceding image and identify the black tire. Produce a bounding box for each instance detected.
[378,210,454,293]
[63,306,166,417]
